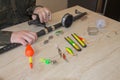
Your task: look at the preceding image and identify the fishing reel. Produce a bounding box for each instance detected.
[61,13,73,28]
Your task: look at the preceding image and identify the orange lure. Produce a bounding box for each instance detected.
[25,44,34,69]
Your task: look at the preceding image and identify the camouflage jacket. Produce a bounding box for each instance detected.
[0,0,36,46]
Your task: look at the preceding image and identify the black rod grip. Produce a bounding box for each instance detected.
[73,12,87,21]
[0,23,63,54]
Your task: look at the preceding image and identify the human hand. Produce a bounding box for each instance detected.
[32,7,52,23]
[10,30,37,46]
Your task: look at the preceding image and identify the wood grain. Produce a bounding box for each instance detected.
[0,5,120,80]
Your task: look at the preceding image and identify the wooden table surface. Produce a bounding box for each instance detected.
[0,5,120,80]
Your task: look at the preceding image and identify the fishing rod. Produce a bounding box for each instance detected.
[0,10,87,54]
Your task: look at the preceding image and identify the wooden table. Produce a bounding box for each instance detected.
[0,5,120,80]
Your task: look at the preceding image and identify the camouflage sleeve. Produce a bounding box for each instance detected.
[0,31,12,46]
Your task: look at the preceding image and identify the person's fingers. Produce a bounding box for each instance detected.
[38,9,47,22]
[29,32,38,41]
[38,11,45,23]
[33,7,44,23]
[32,15,37,20]
[11,36,27,46]
[41,8,51,22]
[17,38,28,46]
[10,31,37,46]
[44,7,52,21]
[48,12,52,20]
[27,32,37,43]
[42,10,48,22]
[21,32,37,44]
[33,7,52,23]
